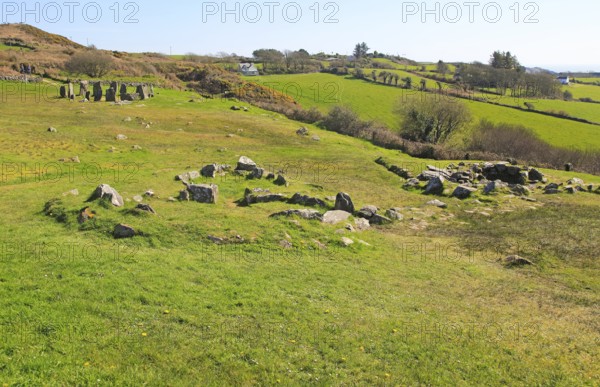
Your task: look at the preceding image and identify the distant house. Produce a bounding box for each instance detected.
[238,63,259,76]
[557,76,570,85]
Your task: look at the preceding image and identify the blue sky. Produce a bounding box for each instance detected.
[3,0,599,71]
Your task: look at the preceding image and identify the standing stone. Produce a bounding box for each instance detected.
[110,81,118,92]
[106,87,116,102]
[93,82,103,102]
[59,86,67,98]
[79,81,88,96]
[136,85,149,100]
[85,91,91,101]
[67,82,74,99]
[149,85,155,97]
[335,193,355,214]
[565,163,573,172]
[120,84,128,98]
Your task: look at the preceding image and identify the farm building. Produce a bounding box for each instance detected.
[238,63,259,76]
[557,76,570,85]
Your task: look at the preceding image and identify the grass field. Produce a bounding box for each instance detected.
[569,83,600,101]
[0,81,599,385]
[0,43,32,51]
[253,73,600,149]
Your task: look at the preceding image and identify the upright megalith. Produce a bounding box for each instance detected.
[59,86,67,98]
[136,85,149,100]
[106,87,116,102]
[79,81,88,96]
[120,83,128,99]
[67,82,75,100]
[93,82,103,102]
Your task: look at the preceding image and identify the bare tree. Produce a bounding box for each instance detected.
[65,49,114,78]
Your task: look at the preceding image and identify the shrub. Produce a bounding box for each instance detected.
[395,97,471,144]
[65,49,114,77]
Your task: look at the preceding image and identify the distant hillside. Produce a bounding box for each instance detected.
[0,23,84,49]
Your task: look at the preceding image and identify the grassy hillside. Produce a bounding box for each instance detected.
[253,73,600,149]
[0,81,599,385]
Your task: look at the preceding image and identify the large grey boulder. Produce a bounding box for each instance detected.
[88,184,124,207]
[357,205,378,219]
[322,210,352,225]
[370,214,393,225]
[289,193,327,208]
[424,177,445,195]
[274,174,289,187]
[335,193,355,213]
[237,156,257,171]
[114,224,136,239]
[528,168,544,182]
[452,185,477,199]
[186,184,218,203]
[176,171,201,182]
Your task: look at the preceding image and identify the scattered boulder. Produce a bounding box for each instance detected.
[484,180,507,195]
[207,235,225,244]
[248,167,265,180]
[114,224,136,239]
[510,185,531,196]
[311,136,321,142]
[544,183,560,195]
[136,204,156,214]
[481,163,526,185]
[47,127,57,133]
[567,177,584,186]
[386,208,404,221]
[237,156,257,171]
[88,184,124,207]
[341,237,354,247]
[200,164,226,178]
[403,178,421,189]
[323,210,352,225]
[370,214,393,225]
[274,174,289,187]
[62,189,79,197]
[564,163,573,172]
[335,193,355,213]
[270,209,323,221]
[175,171,201,182]
[452,185,477,200]
[355,218,371,231]
[296,127,309,136]
[179,190,190,201]
[388,165,413,179]
[528,168,545,182]
[424,177,445,195]
[185,184,218,203]
[244,188,287,205]
[357,205,378,219]
[427,199,448,209]
[289,193,327,208]
[503,255,534,267]
[116,134,128,141]
[564,186,577,194]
